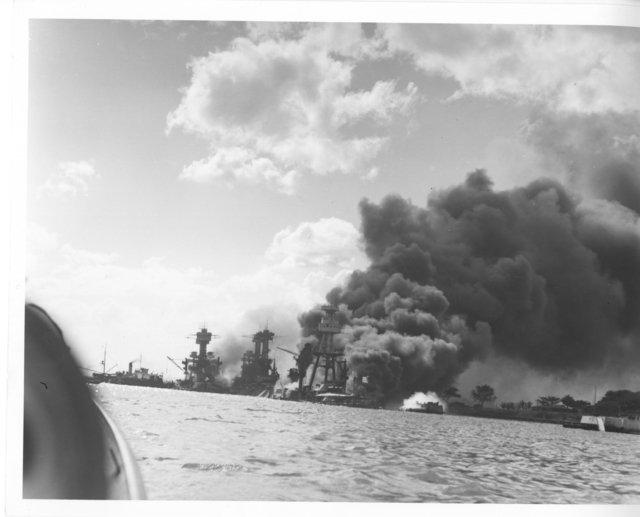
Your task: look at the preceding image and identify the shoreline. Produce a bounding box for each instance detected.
[445,406,582,426]
[445,407,640,434]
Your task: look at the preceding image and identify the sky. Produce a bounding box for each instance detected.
[23,16,640,402]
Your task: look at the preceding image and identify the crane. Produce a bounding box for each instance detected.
[277,347,298,358]
[167,356,186,374]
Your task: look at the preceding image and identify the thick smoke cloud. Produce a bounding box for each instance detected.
[300,170,640,402]
[211,304,302,380]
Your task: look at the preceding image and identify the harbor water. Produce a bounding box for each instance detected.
[92,384,640,503]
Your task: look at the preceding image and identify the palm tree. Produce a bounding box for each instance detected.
[471,385,496,408]
[441,386,461,403]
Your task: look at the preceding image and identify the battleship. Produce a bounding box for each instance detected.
[82,307,381,406]
[277,305,381,408]
[175,326,226,392]
[231,328,280,396]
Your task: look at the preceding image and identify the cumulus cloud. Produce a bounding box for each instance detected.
[26,219,368,379]
[380,24,640,114]
[37,160,98,198]
[266,217,363,268]
[167,23,418,193]
[484,109,640,213]
[178,147,299,194]
[381,24,640,210]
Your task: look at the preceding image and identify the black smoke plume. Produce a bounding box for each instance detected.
[299,170,640,403]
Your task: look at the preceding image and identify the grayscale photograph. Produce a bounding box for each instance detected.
[10,1,640,510]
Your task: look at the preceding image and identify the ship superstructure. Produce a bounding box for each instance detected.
[278,305,379,407]
[306,305,348,397]
[278,305,349,401]
[111,359,167,387]
[182,326,224,391]
[85,347,170,388]
[233,328,280,396]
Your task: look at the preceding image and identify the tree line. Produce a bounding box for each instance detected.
[438,386,640,415]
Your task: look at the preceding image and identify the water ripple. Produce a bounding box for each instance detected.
[95,384,640,502]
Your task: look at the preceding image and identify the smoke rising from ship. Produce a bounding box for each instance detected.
[212,304,302,380]
[401,391,446,411]
[299,170,640,402]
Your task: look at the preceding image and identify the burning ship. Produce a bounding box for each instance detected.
[403,402,445,414]
[277,305,379,408]
[231,328,280,397]
[172,323,283,397]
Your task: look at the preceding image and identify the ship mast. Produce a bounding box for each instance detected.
[307,305,347,395]
[181,324,222,390]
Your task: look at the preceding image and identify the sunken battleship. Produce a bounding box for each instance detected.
[174,326,226,392]
[174,305,379,407]
[231,328,280,396]
[86,306,379,407]
[174,324,281,396]
[276,304,380,408]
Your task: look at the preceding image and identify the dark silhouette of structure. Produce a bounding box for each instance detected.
[183,326,223,391]
[233,328,280,396]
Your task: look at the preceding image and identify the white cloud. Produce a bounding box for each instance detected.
[333,80,419,126]
[380,24,640,114]
[167,23,418,193]
[244,21,308,42]
[37,160,98,198]
[26,221,367,379]
[59,244,118,265]
[483,110,640,213]
[302,268,354,297]
[266,217,363,268]
[387,24,640,209]
[362,167,379,182]
[178,147,299,195]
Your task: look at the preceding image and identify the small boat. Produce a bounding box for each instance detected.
[563,414,640,434]
[24,303,146,499]
[563,415,605,432]
[403,402,445,414]
[316,393,357,405]
[95,402,146,499]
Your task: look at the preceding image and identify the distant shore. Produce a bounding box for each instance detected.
[446,406,582,425]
